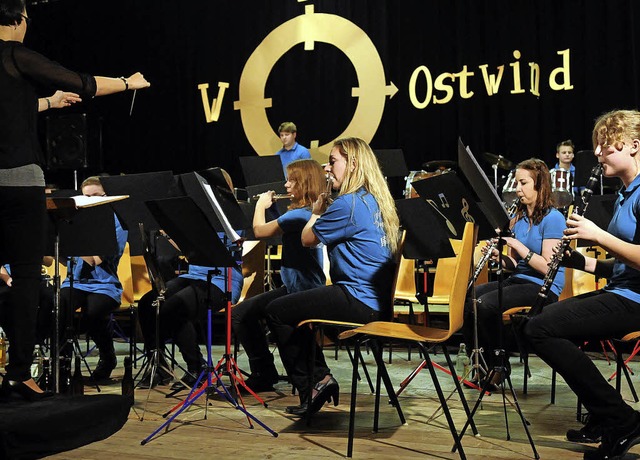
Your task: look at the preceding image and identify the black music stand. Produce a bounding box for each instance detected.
[100,171,176,256]
[455,139,538,459]
[392,198,484,395]
[373,148,410,199]
[45,193,126,392]
[141,196,276,444]
[239,155,285,186]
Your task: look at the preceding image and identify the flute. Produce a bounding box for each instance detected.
[250,193,293,202]
[325,173,335,205]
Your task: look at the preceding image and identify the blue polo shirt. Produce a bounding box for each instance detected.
[603,174,640,303]
[312,188,394,311]
[275,142,311,176]
[511,208,566,296]
[277,207,325,293]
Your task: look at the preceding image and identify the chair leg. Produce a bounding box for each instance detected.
[346,344,375,393]
[420,346,466,459]
[370,341,405,424]
[439,344,478,436]
[347,339,362,458]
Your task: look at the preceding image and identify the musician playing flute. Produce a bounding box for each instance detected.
[264,137,400,417]
[525,110,640,460]
[462,158,565,387]
[231,159,326,393]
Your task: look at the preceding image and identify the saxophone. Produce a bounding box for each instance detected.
[526,163,603,317]
[467,197,521,290]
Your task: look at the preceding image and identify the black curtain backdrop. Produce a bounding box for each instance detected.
[26,0,640,189]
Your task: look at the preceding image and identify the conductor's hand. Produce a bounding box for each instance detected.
[126,72,151,90]
[49,90,81,108]
[559,245,586,270]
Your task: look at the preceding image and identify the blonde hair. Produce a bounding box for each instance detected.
[592,109,640,150]
[331,137,399,253]
[286,159,326,210]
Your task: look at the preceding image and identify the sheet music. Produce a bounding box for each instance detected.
[201,182,242,243]
[46,194,129,210]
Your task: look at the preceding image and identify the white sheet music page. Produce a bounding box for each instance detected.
[201,183,242,243]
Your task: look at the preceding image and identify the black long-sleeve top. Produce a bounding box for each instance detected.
[0,39,97,169]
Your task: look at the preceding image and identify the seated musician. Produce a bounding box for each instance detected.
[462,158,565,386]
[525,110,640,460]
[60,176,128,381]
[137,169,243,390]
[231,159,326,393]
[265,137,400,416]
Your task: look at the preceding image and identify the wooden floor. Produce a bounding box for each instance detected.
[45,342,640,460]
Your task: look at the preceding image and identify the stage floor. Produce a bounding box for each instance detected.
[43,341,640,460]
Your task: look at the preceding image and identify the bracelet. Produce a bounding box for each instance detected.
[119,76,129,90]
[523,250,534,264]
[45,98,51,110]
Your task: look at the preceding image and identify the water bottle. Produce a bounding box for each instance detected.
[121,356,134,402]
[31,344,43,379]
[456,343,470,378]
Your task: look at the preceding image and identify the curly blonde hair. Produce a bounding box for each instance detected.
[331,137,400,253]
[592,109,640,150]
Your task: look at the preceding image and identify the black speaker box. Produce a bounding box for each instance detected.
[45,113,88,170]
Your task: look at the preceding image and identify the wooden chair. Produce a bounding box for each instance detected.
[110,243,138,361]
[296,230,407,421]
[338,222,476,459]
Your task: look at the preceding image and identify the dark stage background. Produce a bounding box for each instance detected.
[26,0,640,191]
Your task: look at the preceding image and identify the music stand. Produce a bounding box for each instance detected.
[100,171,176,256]
[45,193,127,393]
[141,196,276,444]
[392,198,486,395]
[239,155,285,186]
[454,139,538,459]
[411,171,495,240]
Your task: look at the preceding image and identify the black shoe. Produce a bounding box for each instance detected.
[309,376,339,414]
[91,354,117,381]
[170,371,199,391]
[285,403,308,416]
[1,378,54,402]
[567,415,603,443]
[138,369,172,389]
[241,371,279,394]
[584,412,640,460]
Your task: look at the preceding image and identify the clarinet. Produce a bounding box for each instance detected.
[527,163,603,317]
[467,197,521,290]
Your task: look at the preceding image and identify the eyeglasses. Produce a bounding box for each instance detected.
[19,13,31,26]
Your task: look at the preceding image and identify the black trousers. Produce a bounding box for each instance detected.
[265,284,378,402]
[138,277,225,372]
[0,186,46,381]
[60,288,119,358]
[231,285,287,376]
[462,277,555,368]
[525,290,640,426]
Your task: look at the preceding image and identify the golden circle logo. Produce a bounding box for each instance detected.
[233,4,397,162]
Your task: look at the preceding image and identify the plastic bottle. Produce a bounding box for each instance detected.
[456,343,470,378]
[121,356,134,402]
[31,344,43,379]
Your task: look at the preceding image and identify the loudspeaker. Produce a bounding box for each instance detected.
[46,113,88,170]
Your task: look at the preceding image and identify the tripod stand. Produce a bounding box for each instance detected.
[141,194,277,444]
